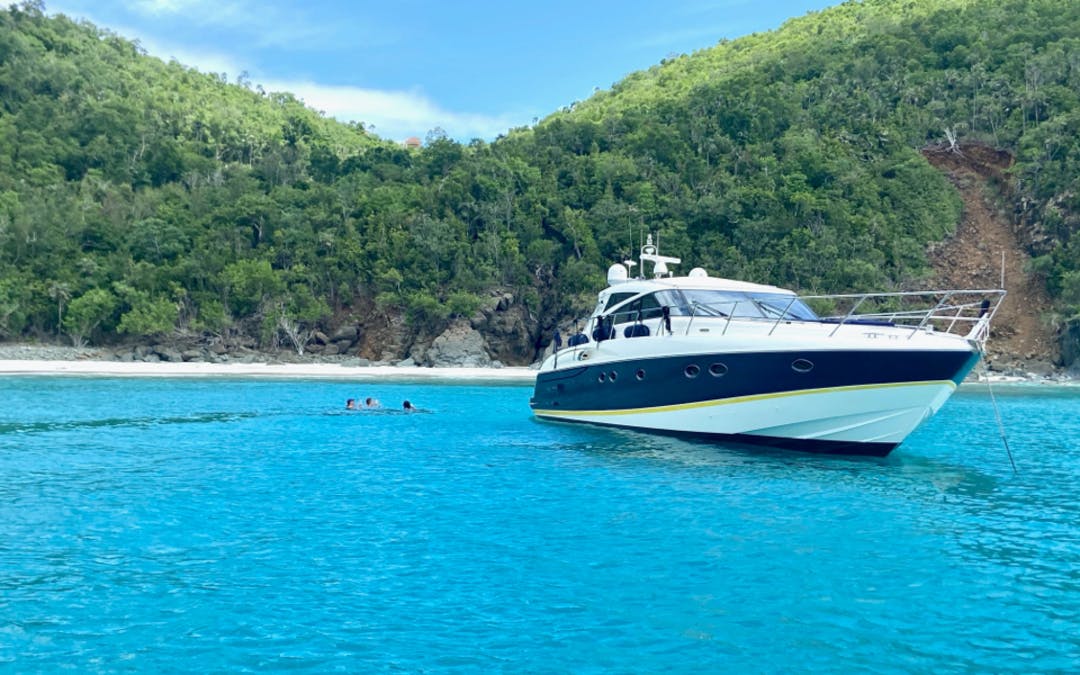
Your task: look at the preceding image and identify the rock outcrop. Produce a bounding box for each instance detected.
[470,292,535,365]
[422,320,494,367]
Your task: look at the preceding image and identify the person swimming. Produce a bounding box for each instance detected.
[346,398,358,410]
[364,397,381,409]
[403,400,415,411]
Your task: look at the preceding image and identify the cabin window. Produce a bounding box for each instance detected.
[609,292,668,326]
[603,292,637,312]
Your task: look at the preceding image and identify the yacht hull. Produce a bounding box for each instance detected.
[530,349,980,456]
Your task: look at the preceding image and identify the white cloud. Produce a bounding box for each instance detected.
[48,2,525,141]
[263,80,530,142]
[120,0,356,50]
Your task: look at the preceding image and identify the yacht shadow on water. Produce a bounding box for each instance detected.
[537,416,895,465]
[537,418,1001,497]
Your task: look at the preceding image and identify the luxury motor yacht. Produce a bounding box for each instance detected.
[530,235,1004,456]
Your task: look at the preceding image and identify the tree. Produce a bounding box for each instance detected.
[117,295,178,337]
[275,284,330,355]
[62,288,117,346]
[47,281,71,336]
[221,259,285,318]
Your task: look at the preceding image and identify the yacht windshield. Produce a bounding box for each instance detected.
[677,290,818,321]
[601,289,818,323]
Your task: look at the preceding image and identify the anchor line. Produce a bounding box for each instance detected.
[979,354,1017,474]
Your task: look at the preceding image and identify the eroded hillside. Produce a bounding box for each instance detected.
[924,145,1058,374]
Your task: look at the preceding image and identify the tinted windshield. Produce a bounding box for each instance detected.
[677,290,818,320]
[602,289,818,323]
[754,293,818,320]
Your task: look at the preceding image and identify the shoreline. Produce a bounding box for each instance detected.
[0,342,537,383]
[0,359,538,383]
[0,358,1076,387]
[0,343,1074,385]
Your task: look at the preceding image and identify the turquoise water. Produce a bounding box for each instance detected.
[1,377,1078,672]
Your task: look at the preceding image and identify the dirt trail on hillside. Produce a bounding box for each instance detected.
[923,145,1058,372]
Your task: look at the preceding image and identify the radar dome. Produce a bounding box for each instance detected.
[607,263,629,285]
[689,267,709,278]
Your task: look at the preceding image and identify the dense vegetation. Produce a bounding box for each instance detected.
[2,0,1080,362]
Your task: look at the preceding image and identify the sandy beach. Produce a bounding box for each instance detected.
[0,358,538,383]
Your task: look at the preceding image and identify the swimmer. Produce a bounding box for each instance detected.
[403,400,415,412]
[346,398,358,410]
[364,397,381,409]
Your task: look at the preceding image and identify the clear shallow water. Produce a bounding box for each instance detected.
[0,377,1077,672]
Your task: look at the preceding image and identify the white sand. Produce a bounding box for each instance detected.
[0,359,538,383]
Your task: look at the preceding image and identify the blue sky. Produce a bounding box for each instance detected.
[46,0,840,142]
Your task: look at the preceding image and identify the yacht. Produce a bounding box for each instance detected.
[530,235,1005,456]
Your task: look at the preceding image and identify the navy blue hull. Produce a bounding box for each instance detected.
[530,348,981,455]
[531,349,979,412]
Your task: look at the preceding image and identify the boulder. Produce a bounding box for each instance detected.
[423,320,493,367]
[330,325,359,343]
[156,347,184,363]
[474,294,534,365]
[181,349,203,362]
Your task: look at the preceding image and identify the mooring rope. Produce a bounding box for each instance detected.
[980,356,1017,474]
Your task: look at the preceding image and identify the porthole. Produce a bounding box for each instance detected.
[598,372,607,383]
[609,371,618,382]
[684,364,701,379]
[636,369,646,381]
[792,358,814,374]
[709,363,728,377]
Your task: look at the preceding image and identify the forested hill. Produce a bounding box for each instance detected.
[2,0,1080,367]
[518,0,1080,365]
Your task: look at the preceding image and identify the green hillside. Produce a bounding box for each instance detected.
[2,0,1080,363]
[522,0,1080,310]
